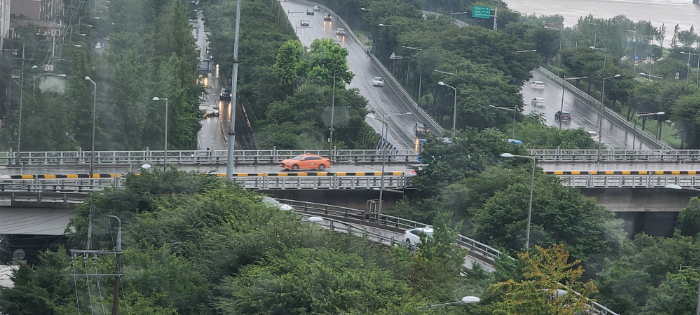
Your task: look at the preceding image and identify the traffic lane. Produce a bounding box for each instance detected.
[523,73,655,150]
[539,162,700,171]
[0,163,416,175]
[283,1,422,149]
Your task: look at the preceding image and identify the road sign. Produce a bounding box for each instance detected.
[676,72,680,80]
[634,55,639,60]
[390,52,402,60]
[472,6,491,18]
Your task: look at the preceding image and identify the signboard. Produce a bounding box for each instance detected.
[472,6,491,18]
[676,72,680,80]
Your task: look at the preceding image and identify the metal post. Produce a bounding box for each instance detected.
[633,113,637,150]
[559,77,565,130]
[696,52,699,88]
[329,73,336,161]
[525,156,535,249]
[696,269,700,315]
[688,47,692,84]
[164,98,168,171]
[17,59,25,166]
[512,105,516,139]
[85,77,97,178]
[108,215,121,315]
[452,87,457,137]
[226,0,242,179]
[418,74,422,101]
[597,78,606,162]
[378,120,386,219]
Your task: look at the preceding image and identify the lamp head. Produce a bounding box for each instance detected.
[84,76,91,80]
[152,97,160,101]
[500,153,515,158]
[614,74,621,78]
[665,184,682,190]
[31,65,38,69]
[308,217,323,223]
[405,112,412,115]
[462,296,480,304]
[438,81,445,86]
[639,72,646,75]
[57,74,66,77]
[656,112,665,115]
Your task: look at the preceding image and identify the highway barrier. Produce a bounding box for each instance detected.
[532,149,700,162]
[545,170,700,175]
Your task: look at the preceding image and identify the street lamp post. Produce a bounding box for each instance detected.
[152,97,169,171]
[489,105,518,139]
[639,72,662,81]
[589,46,607,67]
[681,51,700,88]
[624,30,638,72]
[438,82,457,137]
[633,112,664,150]
[597,74,621,162]
[372,112,412,220]
[417,296,480,310]
[33,73,66,95]
[85,76,97,178]
[586,22,598,47]
[401,46,422,99]
[16,63,38,166]
[501,153,536,249]
[329,70,352,162]
[226,0,242,179]
[544,25,563,75]
[559,76,587,130]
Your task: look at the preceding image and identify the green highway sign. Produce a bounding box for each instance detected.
[472,6,491,18]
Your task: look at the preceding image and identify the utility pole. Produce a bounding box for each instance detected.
[226,0,242,179]
[14,45,34,166]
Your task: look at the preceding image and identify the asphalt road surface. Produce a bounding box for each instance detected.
[522,72,656,150]
[282,1,427,151]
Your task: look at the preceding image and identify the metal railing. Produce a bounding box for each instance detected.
[536,67,670,150]
[558,174,700,188]
[281,198,502,263]
[0,149,419,165]
[531,149,700,162]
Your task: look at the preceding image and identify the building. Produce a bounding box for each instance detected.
[0,0,10,48]
[10,0,63,21]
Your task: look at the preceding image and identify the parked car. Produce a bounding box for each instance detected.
[220,88,231,101]
[531,80,545,89]
[306,9,314,15]
[372,77,384,87]
[555,110,572,123]
[280,153,331,171]
[313,5,320,11]
[300,20,309,26]
[323,14,332,21]
[336,28,345,35]
[262,197,294,211]
[531,97,546,107]
[404,226,433,246]
[415,122,428,139]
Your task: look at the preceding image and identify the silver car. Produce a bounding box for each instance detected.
[262,197,293,211]
[372,77,384,87]
[404,226,433,247]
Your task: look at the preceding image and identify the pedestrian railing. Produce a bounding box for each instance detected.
[0,149,419,166]
[536,67,670,150]
[530,149,700,162]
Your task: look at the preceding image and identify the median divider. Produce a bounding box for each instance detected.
[546,170,700,175]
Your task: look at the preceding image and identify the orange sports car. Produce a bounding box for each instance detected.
[280,154,331,171]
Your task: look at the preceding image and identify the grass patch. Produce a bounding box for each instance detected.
[621,107,681,148]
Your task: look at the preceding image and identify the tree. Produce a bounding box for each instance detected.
[639,268,699,315]
[483,244,598,314]
[677,197,700,236]
[273,40,305,95]
[306,38,354,86]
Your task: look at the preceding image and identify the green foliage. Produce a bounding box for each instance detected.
[516,112,598,149]
[639,268,699,315]
[677,197,700,236]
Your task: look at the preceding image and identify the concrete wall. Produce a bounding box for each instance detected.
[580,188,696,212]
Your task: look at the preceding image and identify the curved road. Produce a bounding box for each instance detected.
[522,72,655,150]
[283,1,426,151]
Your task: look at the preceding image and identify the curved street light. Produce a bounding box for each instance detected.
[438,81,457,137]
[417,296,480,310]
[597,74,621,162]
[500,153,536,249]
[329,69,353,161]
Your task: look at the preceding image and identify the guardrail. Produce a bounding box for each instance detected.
[531,149,700,162]
[0,149,419,166]
[558,174,700,188]
[536,67,671,150]
[293,0,444,138]
[281,198,502,263]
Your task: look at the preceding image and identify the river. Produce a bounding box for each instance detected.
[504,0,700,42]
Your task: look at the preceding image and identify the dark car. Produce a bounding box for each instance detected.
[324,14,332,21]
[306,9,314,15]
[220,88,231,101]
[555,111,572,123]
[415,122,429,139]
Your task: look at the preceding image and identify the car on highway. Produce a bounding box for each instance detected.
[306,9,314,15]
[336,28,345,35]
[300,20,309,26]
[587,130,599,141]
[205,105,219,117]
[313,5,320,11]
[332,38,341,46]
[555,110,572,123]
[323,14,332,21]
[415,122,428,139]
[262,196,294,211]
[531,80,545,90]
[404,226,433,247]
[372,77,384,87]
[531,97,546,107]
[280,153,331,171]
[220,87,231,101]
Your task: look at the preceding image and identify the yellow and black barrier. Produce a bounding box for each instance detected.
[1,172,405,179]
[545,170,700,175]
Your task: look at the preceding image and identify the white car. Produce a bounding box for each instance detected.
[587,131,599,141]
[404,226,433,246]
[531,97,546,107]
[313,5,320,11]
[205,105,219,117]
[530,80,545,89]
[300,20,310,26]
[372,77,384,87]
[262,197,293,211]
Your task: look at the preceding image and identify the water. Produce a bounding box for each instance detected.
[506,0,700,42]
